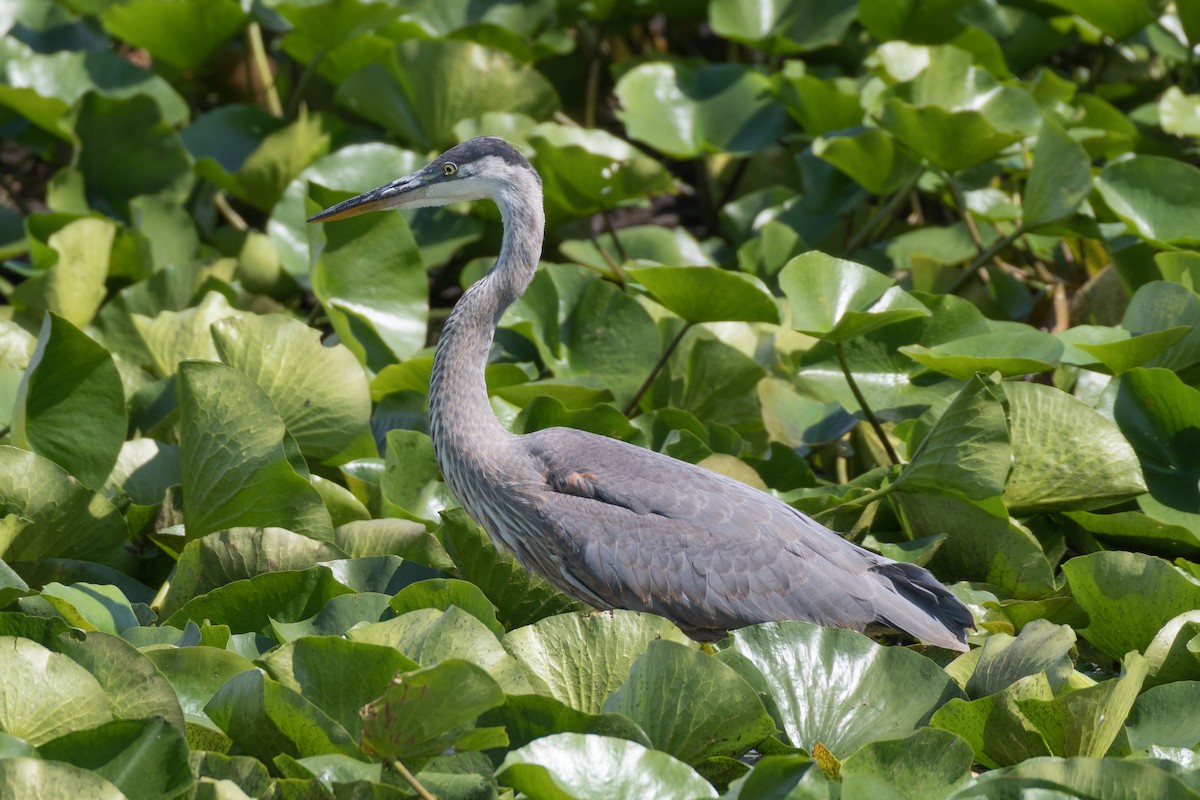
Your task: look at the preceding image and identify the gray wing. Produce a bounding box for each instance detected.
[520,426,970,649]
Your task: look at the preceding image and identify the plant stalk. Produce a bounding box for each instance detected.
[390,760,436,800]
[843,169,923,256]
[947,225,1026,294]
[835,340,900,467]
[624,322,691,417]
[247,22,283,117]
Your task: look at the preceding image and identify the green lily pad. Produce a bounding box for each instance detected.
[1016,652,1148,758]
[1096,156,1200,247]
[269,592,392,640]
[709,0,857,54]
[359,659,506,761]
[840,727,974,800]
[603,640,776,765]
[1107,368,1200,527]
[895,374,1012,502]
[439,508,586,630]
[308,183,429,371]
[183,107,330,211]
[0,758,124,799]
[350,606,530,694]
[381,429,439,521]
[1057,325,1192,375]
[389,578,504,637]
[529,123,676,220]
[859,0,970,43]
[132,291,242,378]
[13,313,126,489]
[504,611,693,715]
[497,732,719,800]
[159,527,345,618]
[778,64,864,135]
[1142,611,1200,688]
[965,756,1200,798]
[9,218,114,329]
[100,0,247,70]
[900,330,1062,379]
[963,619,1077,699]
[164,565,355,636]
[212,314,373,465]
[560,225,715,270]
[263,636,419,740]
[930,672,1056,768]
[335,39,557,152]
[878,98,1024,173]
[1023,118,1093,229]
[38,583,137,635]
[178,360,333,542]
[67,93,194,221]
[628,266,779,324]
[1121,282,1200,374]
[205,668,362,763]
[757,378,857,448]
[1062,551,1200,661]
[144,646,255,728]
[480,693,651,754]
[0,636,112,746]
[0,447,131,569]
[614,61,791,158]
[723,621,963,757]
[1124,681,1200,751]
[38,717,193,800]
[1041,0,1160,39]
[780,252,930,342]
[1003,381,1146,515]
[813,128,919,195]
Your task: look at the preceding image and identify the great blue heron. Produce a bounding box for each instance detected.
[309,137,973,651]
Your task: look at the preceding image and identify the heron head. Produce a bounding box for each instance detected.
[307,136,537,223]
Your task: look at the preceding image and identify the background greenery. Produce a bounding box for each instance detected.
[1,0,1200,797]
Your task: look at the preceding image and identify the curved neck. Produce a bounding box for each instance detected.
[428,173,544,467]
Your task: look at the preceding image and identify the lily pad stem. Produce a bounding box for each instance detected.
[390,760,436,800]
[844,169,923,255]
[285,49,325,119]
[624,322,691,417]
[588,232,627,286]
[947,225,1026,294]
[812,483,897,522]
[247,22,283,117]
[150,578,170,615]
[835,340,900,467]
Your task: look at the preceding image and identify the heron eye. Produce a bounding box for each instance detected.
[443,162,458,176]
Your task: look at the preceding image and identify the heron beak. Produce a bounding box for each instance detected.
[306,174,424,223]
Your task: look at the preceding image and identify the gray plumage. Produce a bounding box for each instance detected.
[309,137,974,651]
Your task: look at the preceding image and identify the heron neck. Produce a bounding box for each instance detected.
[428,178,544,465]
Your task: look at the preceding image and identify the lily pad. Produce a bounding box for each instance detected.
[496,732,718,800]
[780,252,930,342]
[0,636,112,746]
[722,621,963,757]
[628,266,779,324]
[899,330,1062,380]
[603,640,776,765]
[13,313,126,489]
[614,61,791,158]
[1096,156,1200,247]
[177,360,333,542]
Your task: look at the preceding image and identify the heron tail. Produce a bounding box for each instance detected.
[869,561,973,651]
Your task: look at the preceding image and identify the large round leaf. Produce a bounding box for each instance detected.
[496,732,719,800]
[0,758,124,799]
[101,0,247,70]
[1096,156,1200,247]
[710,0,857,54]
[1023,118,1093,229]
[145,646,255,728]
[178,360,333,542]
[0,636,112,746]
[603,640,775,765]
[628,266,779,324]
[359,659,506,761]
[721,621,964,757]
[212,314,373,464]
[1002,381,1145,515]
[780,252,930,342]
[38,717,193,800]
[9,218,114,329]
[899,330,1062,380]
[0,447,131,569]
[204,669,362,763]
[13,313,126,489]
[503,610,693,715]
[1063,551,1200,660]
[614,61,791,158]
[335,39,558,151]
